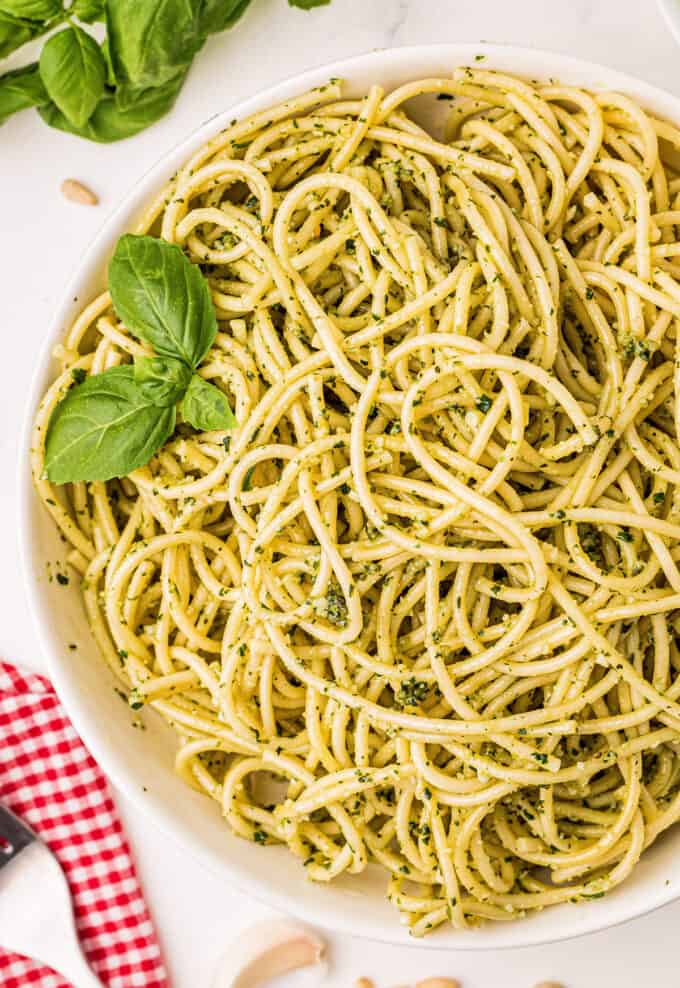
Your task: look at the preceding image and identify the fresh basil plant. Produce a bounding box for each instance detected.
[0,0,332,142]
[44,234,236,484]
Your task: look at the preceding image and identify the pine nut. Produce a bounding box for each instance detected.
[354,980,375,988]
[415,979,461,988]
[61,179,98,205]
[533,983,564,988]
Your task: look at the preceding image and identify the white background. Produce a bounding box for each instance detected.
[3,1,680,985]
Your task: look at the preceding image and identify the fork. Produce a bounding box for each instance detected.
[0,803,103,988]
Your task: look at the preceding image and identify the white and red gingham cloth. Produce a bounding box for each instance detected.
[0,661,169,988]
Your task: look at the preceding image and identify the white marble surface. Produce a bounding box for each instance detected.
[4,1,680,985]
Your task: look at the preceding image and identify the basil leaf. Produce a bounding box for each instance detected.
[44,366,176,484]
[198,0,252,35]
[106,0,203,89]
[71,0,104,22]
[113,67,185,111]
[288,0,331,7]
[100,36,116,85]
[108,234,217,368]
[0,0,61,17]
[180,374,236,431]
[39,25,106,127]
[134,354,192,406]
[0,10,40,57]
[0,63,48,125]
[39,69,186,140]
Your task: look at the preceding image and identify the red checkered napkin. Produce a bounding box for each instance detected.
[0,661,169,988]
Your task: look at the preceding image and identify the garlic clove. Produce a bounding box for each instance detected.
[212,919,326,988]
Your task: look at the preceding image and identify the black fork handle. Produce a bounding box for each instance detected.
[0,803,36,870]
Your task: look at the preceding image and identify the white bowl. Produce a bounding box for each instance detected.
[19,43,680,950]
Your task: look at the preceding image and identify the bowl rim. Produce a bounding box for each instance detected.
[657,0,680,47]
[18,41,680,950]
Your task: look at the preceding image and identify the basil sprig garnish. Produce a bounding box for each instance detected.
[44,234,236,484]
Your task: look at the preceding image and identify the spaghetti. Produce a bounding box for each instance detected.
[32,68,680,934]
